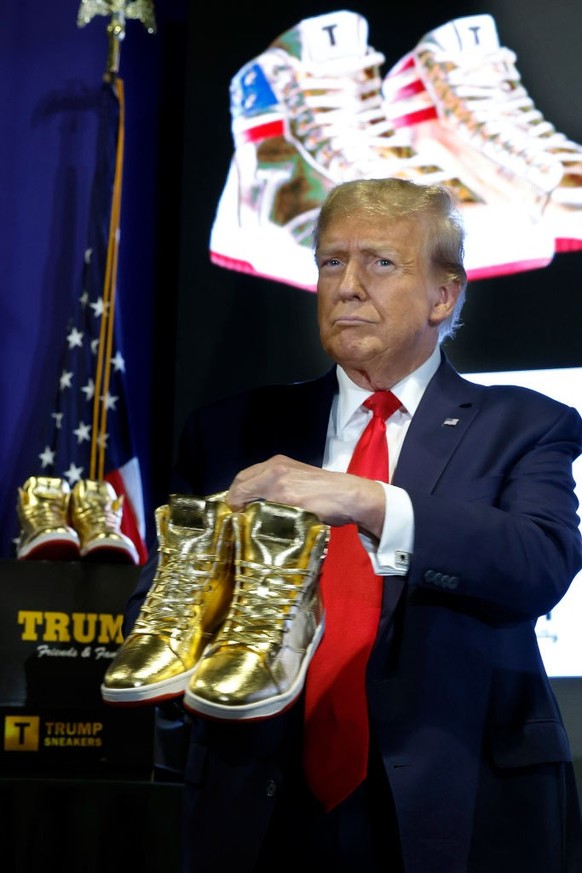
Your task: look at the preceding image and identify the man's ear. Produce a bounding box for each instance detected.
[430,280,462,325]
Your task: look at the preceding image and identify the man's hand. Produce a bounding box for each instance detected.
[227,454,386,539]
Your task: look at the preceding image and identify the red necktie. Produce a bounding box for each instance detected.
[303,390,402,811]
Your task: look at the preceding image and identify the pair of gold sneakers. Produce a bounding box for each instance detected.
[16,475,139,565]
[101,492,330,721]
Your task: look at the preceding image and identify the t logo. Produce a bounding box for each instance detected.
[4,715,40,751]
[321,24,338,46]
[468,25,482,45]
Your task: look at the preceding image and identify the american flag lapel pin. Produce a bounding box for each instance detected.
[442,417,460,427]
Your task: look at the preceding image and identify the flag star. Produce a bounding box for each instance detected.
[74,421,92,443]
[39,446,56,468]
[97,432,110,450]
[84,247,93,265]
[67,327,84,349]
[91,338,100,355]
[90,297,108,318]
[111,351,125,372]
[60,370,74,390]
[79,290,89,307]
[52,412,64,429]
[102,392,119,411]
[64,463,84,484]
[81,379,95,400]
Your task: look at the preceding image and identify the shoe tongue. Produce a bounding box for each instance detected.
[274,10,369,63]
[169,494,206,528]
[250,501,299,542]
[427,14,501,59]
[37,478,67,498]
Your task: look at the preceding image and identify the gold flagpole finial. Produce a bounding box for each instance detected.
[77,1,157,76]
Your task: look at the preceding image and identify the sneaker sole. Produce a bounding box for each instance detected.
[182,617,325,722]
[101,667,197,706]
[81,540,139,565]
[209,160,319,292]
[18,533,80,561]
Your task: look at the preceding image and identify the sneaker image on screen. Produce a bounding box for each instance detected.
[209,9,556,291]
[382,14,582,254]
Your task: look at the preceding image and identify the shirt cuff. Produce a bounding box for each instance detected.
[360,482,414,575]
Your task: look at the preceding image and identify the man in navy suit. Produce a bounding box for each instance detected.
[125,178,582,872]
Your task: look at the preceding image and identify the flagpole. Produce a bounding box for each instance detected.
[92,75,124,479]
[76,1,157,479]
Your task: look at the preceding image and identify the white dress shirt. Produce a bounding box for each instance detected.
[323,344,441,575]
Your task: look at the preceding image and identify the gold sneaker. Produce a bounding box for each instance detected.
[183,500,329,721]
[101,492,234,705]
[70,479,139,565]
[16,476,80,560]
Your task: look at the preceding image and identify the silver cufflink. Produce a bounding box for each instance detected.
[395,550,410,569]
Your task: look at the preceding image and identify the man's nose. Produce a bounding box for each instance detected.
[337,261,366,298]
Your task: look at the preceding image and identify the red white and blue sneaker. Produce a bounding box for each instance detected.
[382,14,582,254]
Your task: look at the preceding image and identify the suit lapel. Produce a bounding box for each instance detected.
[282,367,337,467]
[392,356,483,494]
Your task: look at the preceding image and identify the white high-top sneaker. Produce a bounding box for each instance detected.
[382,14,582,254]
[209,10,556,290]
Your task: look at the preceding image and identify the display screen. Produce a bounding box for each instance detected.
[463,367,582,677]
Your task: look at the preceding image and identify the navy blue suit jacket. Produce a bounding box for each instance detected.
[125,353,582,872]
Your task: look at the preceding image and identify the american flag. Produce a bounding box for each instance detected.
[35,75,148,563]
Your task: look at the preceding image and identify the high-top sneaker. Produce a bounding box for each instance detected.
[16,476,80,560]
[101,493,235,705]
[209,10,555,288]
[183,499,330,721]
[382,14,582,253]
[70,479,139,565]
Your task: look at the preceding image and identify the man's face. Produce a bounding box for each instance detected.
[316,211,458,387]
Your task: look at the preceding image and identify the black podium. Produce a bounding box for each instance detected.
[0,559,182,873]
[0,558,155,777]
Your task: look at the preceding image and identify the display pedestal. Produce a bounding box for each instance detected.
[0,776,182,873]
[0,559,155,777]
[0,559,183,871]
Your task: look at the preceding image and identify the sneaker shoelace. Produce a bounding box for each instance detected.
[418,43,568,190]
[133,550,224,636]
[75,497,123,532]
[21,497,69,530]
[279,47,483,202]
[213,558,311,652]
